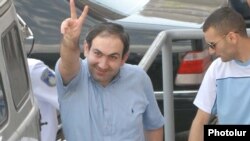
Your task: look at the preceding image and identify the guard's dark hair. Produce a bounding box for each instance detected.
[85,22,130,58]
[203,7,247,37]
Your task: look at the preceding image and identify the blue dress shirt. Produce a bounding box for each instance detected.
[55,59,165,141]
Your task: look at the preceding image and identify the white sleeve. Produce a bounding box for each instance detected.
[193,59,218,114]
[28,59,59,110]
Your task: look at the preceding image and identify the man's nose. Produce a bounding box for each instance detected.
[98,57,109,69]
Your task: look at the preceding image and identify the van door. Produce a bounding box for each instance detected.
[0,0,40,140]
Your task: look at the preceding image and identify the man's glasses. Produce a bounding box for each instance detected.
[206,35,226,49]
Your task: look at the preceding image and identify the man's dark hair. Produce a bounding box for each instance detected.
[203,7,247,37]
[85,22,130,58]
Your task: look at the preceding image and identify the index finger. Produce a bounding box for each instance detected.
[70,0,77,19]
[79,5,89,25]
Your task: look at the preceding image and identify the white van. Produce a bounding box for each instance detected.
[0,0,40,140]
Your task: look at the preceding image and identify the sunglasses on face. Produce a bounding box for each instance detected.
[206,35,226,49]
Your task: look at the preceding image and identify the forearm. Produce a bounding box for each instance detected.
[188,120,204,141]
[145,127,163,141]
[188,109,210,141]
[59,36,81,84]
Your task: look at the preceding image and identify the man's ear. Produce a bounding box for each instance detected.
[227,31,238,44]
[83,41,89,57]
[121,52,129,65]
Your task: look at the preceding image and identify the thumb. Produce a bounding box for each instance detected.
[60,18,70,34]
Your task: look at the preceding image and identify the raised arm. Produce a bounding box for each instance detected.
[59,0,89,84]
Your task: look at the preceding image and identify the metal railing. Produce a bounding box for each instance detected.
[138,29,204,141]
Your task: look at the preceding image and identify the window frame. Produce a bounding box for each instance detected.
[1,21,30,110]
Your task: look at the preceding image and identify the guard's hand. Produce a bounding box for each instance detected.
[61,0,89,45]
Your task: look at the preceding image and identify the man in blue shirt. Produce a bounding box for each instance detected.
[188,7,250,141]
[55,0,165,141]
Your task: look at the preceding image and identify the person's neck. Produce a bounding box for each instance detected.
[236,38,250,63]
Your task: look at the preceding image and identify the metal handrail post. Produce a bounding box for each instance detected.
[162,34,175,141]
[139,29,205,141]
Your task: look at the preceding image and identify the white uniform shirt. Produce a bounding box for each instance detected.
[28,58,59,141]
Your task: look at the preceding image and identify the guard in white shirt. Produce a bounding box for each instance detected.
[27,58,59,141]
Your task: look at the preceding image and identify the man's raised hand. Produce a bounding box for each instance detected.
[61,0,89,44]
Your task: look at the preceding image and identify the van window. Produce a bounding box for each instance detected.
[0,74,7,125]
[1,23,29,109]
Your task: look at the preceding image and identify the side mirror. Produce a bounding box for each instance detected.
[17,13,35,57]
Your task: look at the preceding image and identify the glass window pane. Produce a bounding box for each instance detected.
[0,74,7,125]
[1,23,29,109]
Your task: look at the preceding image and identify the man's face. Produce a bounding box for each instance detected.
[84,35,128,86]
[204,27,236,62]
